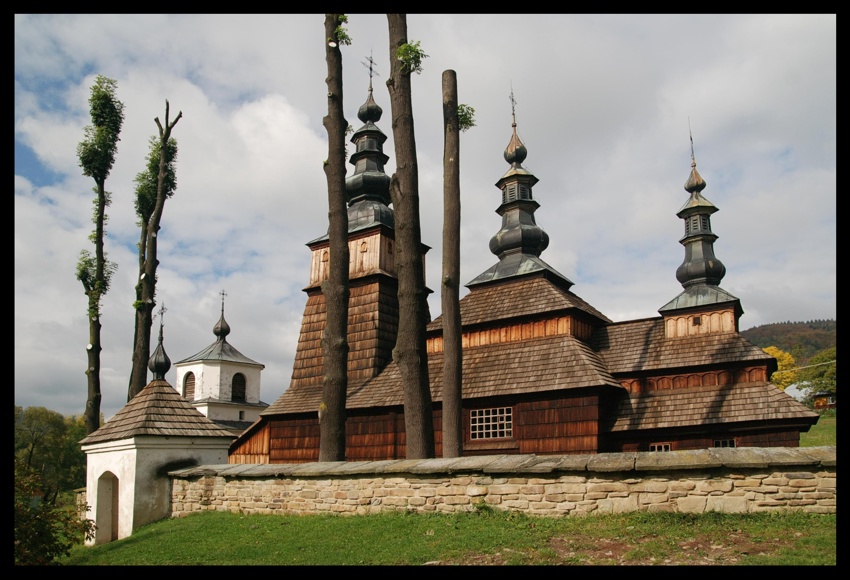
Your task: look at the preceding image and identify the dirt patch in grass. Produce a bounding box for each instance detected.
[430,531,798,565]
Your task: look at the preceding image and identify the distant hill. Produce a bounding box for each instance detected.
[740,320,836,364]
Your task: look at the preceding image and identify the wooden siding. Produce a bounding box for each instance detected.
[263,276,398,416]
[251,393,605,463]
[618,365,768,394]
[606,427,804,453]
[427,315,596,353]
[308,230,395,287]
[663,308,736,339]
[229,422,270,464]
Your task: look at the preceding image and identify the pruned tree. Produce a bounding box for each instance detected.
[386,14,435,459]
[319,13,351,461]
[127,101,182,401]
[440,69,463,457]
[75,74,124,434]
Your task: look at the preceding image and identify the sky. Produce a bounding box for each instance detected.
[15,14,836,420]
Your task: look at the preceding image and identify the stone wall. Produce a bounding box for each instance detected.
[170,447,836,518]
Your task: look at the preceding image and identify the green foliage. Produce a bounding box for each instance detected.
[763,346,797,390]
[134,135,178,225]
[798,346,836,401]
[741,320,835,365]
[76,75,124,183]
[457,104,476,132]
[15,458,94,565]
[15,407,89,505]
[396,40,428,75]
[332,14,352,46]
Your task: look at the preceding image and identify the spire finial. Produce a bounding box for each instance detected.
[155,303,167,342]
[684,119,706,194]
[689,117,697,169]
[148,302,171,379]
[214,290,231,341]
[362,51,379,93]
[509,84,517,128]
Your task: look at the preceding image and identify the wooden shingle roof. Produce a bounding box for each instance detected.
[607,382,819,432]
[592,318,774,374]
[428,275,611,331]
[274,334,623,415]
[80,379,236,445]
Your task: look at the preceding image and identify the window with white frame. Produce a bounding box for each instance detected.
[649,442,671,452]
[714,439,736,448]
[470,407,513,440]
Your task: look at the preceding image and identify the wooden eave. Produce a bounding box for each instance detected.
[592,318,775,375]
[605,382,819,433]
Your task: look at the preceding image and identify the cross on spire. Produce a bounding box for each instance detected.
[689,117,697,167]
[509,85,518,127]
[156,303,167,340]
[362,51,379,92]
[220,289,227,314]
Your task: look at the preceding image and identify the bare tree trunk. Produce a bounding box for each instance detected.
[441,70,463,457]
[319,13,350,462]
[83,178,106,434]
[127,102,182,401]
[386,13,435,459]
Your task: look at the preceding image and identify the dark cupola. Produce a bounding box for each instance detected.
[343,74,393,233]
[147,304,171,380]
[674,144,726,288]
[659,133,742,330]
[468,91,572,288]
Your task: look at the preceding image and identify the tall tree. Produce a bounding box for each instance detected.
[386,14,435,458]
[127,101,182,400]
[76,75,124,434]
[319,13,351,461]
[798,346,837,400]
[763,346,797,390]
[440,70,463,457]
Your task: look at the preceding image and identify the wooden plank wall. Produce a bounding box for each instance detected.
[427,315,594,354]
[619,366,768,394]
[606,428,803,453]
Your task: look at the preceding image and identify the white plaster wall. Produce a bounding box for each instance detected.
[82,440,139,544]
[83,436,233,545]
[176,360,262,403]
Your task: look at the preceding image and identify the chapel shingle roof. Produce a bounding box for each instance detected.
[79,379,236,446]
[591,318,775,374]
[606,382,818,432]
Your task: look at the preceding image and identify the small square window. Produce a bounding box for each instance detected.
[649,443,671,452]
[714,439,735,448]
[693,316,702,326]
[470,407,513,440]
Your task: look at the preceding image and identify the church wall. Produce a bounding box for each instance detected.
[606,428,805,453]
[235,392,604,464]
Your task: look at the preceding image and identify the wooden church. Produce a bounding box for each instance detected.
[229,86,818,463]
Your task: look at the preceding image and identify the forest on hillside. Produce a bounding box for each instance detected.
[741,320,835,364]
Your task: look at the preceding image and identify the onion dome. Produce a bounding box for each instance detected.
[148,304,171,380]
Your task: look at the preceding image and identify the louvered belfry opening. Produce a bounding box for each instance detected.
[231,373,246,402]
[183,372,195,400]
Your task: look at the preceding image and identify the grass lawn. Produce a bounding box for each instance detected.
[60,509,835,566]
